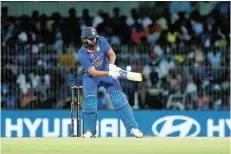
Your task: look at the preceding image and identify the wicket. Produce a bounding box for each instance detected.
[71,86,83,137]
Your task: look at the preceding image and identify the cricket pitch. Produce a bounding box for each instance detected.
[1,137,230,154]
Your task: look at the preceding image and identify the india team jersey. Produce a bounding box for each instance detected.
[77,36,111,76]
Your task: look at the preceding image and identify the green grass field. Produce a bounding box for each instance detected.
[1,137,230,154]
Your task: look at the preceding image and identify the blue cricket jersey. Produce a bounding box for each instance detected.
[77,36,111,77]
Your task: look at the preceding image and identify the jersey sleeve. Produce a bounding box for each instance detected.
[100,36,111,53]
[77,52,92,70]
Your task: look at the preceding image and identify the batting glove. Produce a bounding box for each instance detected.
[109,64,122,71]
[109,64,117,71]
[109,69,120,79]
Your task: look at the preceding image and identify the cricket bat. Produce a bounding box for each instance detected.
[118,69,143,82]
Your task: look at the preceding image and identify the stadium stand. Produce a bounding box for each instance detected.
[1,2,230,110]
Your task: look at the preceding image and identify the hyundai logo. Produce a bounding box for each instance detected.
[152,115,200,137]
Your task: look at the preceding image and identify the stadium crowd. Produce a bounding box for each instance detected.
[1,1,230,110]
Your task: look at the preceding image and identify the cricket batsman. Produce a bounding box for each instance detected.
[77,27,143,138]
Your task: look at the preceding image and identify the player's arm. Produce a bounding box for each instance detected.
[88,66,118,78]
[87,66,109,77]
[107,48,116,64]
[101,36,116,64]
[78,53,109,77]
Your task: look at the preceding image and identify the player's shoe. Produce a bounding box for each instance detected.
[130,128,143,138]
[82,131,93,138]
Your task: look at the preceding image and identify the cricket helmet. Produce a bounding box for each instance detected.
[81,27,99,48]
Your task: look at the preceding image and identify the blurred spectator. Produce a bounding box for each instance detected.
[185,76,197,109]
[112,7,122,30]
[158,56,175,79]
[213,90,223,110]
[142,12,153,29]
[169,1,192,15]
[36,76,49,101]
[36,14,54,44]
[58,49,76,68]
[190,11,204,36]
[142,62,153,81]
[2,92,17,109]
[193,91,210,110]
[3,24,14,44]
[92,10,104,28]
[126,8,141,26]
[31,11,40,23]
[144,71,162,109]
[20,91,38,108]
[111,7,123,45]
[207,47,222,69]
[1,7,8,23]
[66,69,78,87]
[167,69,182,94]
[216,1,230,16]
[156,17,168,31]
[52,31,63,53]
[17,74,32,95]
[194,1,218,17]
[80,9,93,29]
[62,8,81,44]
[147,24,162,45]
[29,71,40,90]
[130,21,147,44]
[167,24,180,44]
[96,12,113,38]
[188,46,205,63]
[119,15,130,44]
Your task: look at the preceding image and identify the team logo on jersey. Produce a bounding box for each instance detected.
[96,46,100,52]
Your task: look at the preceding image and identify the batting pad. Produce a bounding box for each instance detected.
[110,91,138,131]
[83,96,97,135]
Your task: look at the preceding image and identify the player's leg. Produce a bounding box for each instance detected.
[101,76,143,138]
[82,77,99,138]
